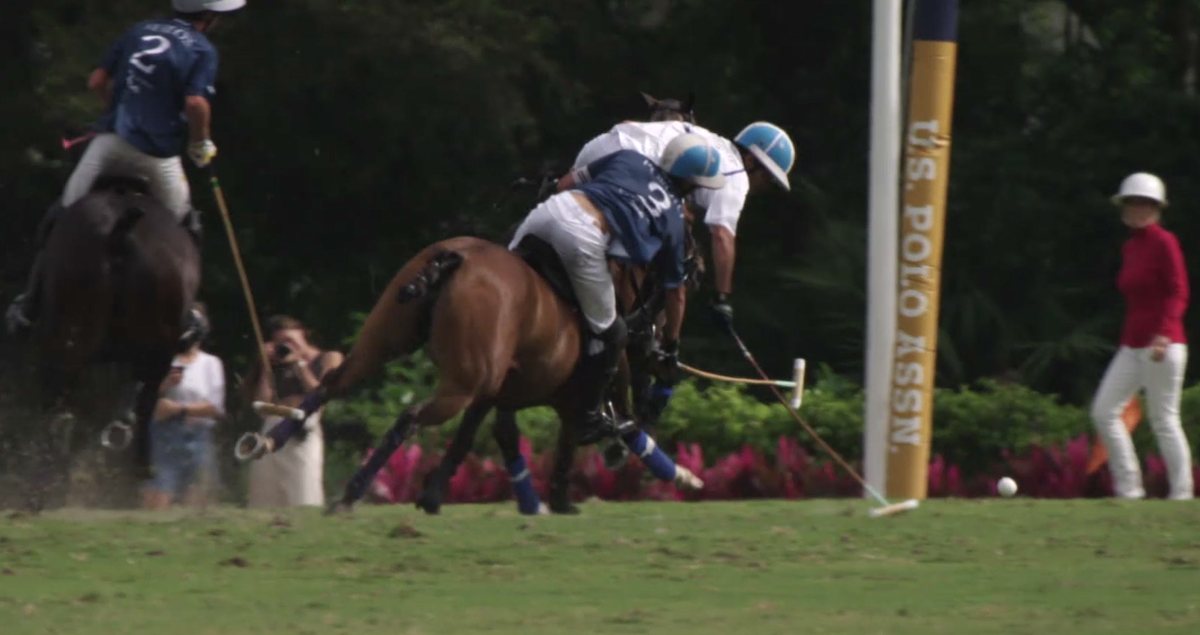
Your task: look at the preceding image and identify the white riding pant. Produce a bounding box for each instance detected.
[1090,344,1193,500]
[62,132,191,221]
[246,412,326,508]
[508,192,615,334]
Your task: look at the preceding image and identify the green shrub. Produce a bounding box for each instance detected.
[931,379,1090,473]
[319,318,1200,478]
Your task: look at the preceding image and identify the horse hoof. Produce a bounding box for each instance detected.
[133,464,155,482]
[674,466,704,491]
[603,442,630,471]
[549,502,580,515]
[549,496,580,515]
[234,432,270,461]
[324,500,354,517]
[415,493,442,515]
[99,421,132,451]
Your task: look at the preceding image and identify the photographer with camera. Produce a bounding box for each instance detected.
[241,315,345,508]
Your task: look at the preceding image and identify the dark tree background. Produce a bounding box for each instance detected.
[4,0,1200,412]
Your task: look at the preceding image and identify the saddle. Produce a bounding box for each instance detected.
[511,235,579,309]
[92,174,152,198]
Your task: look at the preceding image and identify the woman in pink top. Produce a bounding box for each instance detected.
[1091,172,1193,500]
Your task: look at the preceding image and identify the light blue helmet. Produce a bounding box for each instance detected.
[660,133,726,189]
[734,121,795,191]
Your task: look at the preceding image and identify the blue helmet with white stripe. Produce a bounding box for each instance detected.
[660,133,726,190]
[173,0,246,11]
[734,121,795,191]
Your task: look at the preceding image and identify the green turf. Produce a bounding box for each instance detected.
[2,498,1200,634]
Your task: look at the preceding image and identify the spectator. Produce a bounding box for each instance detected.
[1091,172,1193,500]
[143,302,225,510]
[243,315,345,508]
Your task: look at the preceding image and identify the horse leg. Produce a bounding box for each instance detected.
[238,293,423,460]
[26,362,72,512]
[493,408,545,515]
[415,400,493,515]
[616,426,703,491]
[548,407,583,515]
[132,356,171,482]
[328,384,475,515]
[602,353,637,470]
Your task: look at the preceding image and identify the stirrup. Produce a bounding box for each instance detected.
[5,294,32,335]
[578,401,621,446]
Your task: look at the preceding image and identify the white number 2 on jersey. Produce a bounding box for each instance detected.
[129,35,172,75]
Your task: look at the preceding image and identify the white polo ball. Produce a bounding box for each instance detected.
[997,476,1018,498]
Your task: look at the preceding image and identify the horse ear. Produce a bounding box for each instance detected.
[640,91,659,108]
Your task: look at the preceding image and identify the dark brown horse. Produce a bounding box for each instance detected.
[642,91,697,123]
[18,176,201,509]
[236,234,703,515]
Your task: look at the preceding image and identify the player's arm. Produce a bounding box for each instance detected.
[184,49,219,148]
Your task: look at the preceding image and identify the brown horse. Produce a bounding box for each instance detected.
[17,176,201,509]
[236,235,703,515]
[410,204,704,515]
[410,96,707,513]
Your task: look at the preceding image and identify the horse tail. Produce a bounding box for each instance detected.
[318,247,466,400]
[397,249,465,304]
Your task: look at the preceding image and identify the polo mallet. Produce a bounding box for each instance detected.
[722,326,919,518]
[232,399,310,460]
[207,165,275,393]
[678,358,807,409]
[61,131,97,151]
[207,165,304,461]
[207,163,282,456]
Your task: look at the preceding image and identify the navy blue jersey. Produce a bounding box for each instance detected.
[97,19,219,158]
[572,149,688,289]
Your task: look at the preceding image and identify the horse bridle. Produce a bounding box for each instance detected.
[647,103,696,124]
[621,214,703,335]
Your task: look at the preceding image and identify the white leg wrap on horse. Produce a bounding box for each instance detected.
[637,435,657,459]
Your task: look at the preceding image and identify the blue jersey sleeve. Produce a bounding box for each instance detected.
[185,46,219,99]
[654,211,687,290]
[100,29,133,73]
[573,150,625,185]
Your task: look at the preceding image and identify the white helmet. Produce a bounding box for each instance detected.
[660,133,726,189]
[173,0,246,13]
[1112,172,1168,207]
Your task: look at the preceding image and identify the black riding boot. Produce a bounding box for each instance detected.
[182,208,203,246]
[575,317,635,446]
[6,199,65,334]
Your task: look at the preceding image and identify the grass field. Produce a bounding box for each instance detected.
[2,498,1200,634]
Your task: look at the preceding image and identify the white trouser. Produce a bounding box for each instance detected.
[509,192,615,333]
[62,132,191,221]
[246,412,326,508]
[1090,344,1193,499]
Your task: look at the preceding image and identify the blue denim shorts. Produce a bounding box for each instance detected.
[146,420,218,496]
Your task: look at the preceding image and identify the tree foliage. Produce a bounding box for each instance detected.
[4,0,1200,415]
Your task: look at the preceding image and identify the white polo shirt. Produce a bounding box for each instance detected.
[572,121,751,236]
